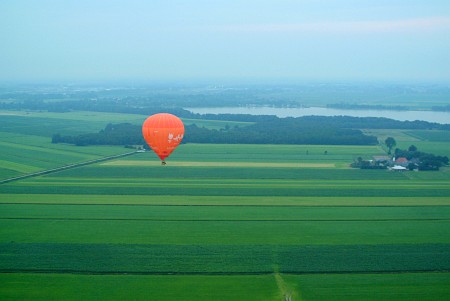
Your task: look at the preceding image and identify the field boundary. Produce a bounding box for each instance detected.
[2,217,450,222]
[1,269,449,276]
[2,203,450,207]
[101,160,337,168]
[0,151,138,185]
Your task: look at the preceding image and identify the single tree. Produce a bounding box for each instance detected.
[385,137,396,154]
[408,145,417,152]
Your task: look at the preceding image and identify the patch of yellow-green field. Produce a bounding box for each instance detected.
[363,129,421,142]
[0,160,41,173]
[101,160,336,168]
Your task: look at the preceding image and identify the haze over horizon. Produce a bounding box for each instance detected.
[1,0,450,83]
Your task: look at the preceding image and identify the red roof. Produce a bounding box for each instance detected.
[395,157,408,163]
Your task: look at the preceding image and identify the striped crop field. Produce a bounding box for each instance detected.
[1,116,450,300]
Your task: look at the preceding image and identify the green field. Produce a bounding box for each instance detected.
[0,112,245,180]
[1,111,450,300]
[0,132,128,180]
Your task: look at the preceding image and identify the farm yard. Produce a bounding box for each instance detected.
[1,111,450,300]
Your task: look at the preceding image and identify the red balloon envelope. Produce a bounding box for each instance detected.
[142,113,184,161]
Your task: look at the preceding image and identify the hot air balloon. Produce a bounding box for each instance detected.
[142,113,184,164]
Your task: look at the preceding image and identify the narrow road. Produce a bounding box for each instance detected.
[0,150,139,185]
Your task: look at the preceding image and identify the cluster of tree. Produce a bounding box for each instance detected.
[394,145,449,171]
[52,117,379,147]
[350,157,388,169]
[52,123,147,147]
[186,118,378,145]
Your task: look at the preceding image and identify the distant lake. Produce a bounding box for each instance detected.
[186,106,450,124]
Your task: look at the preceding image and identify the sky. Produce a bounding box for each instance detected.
[1,0,450,82]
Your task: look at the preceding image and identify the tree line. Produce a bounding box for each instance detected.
[52,123,146,147]
[52,116,379,147]
[185,118,378,145]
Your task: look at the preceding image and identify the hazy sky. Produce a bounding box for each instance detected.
[1,0,450,82]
